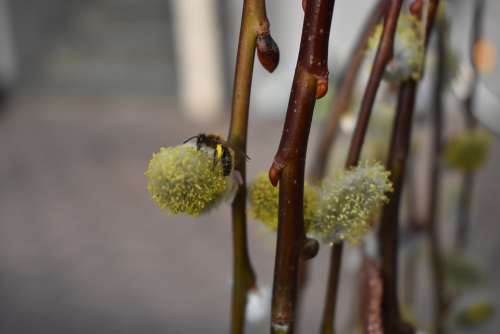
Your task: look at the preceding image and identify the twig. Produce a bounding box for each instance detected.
[359,255,384,334]
[310,0,390,181]
[227,1,278,332]
[427,12,446,334]
[319,2,403,333]
[378,80,418,334]
[455,0,485,251]
[268,1,336,332]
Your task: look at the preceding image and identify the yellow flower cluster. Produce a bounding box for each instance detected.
[312,162,393,244]
[248,173,318,231]
[249,162,393,245]
[145,145,231,215]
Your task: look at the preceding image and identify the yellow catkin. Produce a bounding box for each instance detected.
[248,173,318,231]
[367,14,425,82]
[145,144,230,215]
[312,161,393,244]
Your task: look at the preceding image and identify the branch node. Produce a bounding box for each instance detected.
[315,75,329,99]
[269,159,286,187]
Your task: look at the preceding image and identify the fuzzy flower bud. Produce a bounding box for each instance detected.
[367,14,425,82]
[456,299,495,328]
[311,162,393,244]
[444,129,492,172]
[248,173,318,231]
[145,144,235,215]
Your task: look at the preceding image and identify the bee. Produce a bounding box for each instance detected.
[183,133,249,176]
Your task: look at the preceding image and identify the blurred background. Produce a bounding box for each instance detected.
[0,0,499,333]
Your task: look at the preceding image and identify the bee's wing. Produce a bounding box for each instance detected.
[218,138,250,161]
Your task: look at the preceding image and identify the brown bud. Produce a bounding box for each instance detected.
[256,33,280,73]
[409,0,423,17]
[315,78,328,99]
[268,164,281,187]
[302,237,319,260]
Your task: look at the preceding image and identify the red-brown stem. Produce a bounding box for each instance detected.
[269,1,336,332]
[320,2,403,333]
[359,255,384,334]
[377,2,440,333]
[455,0,484,251]
[345,0,403,166]
[378,80,418,334]
[299,0,389,324]
[310,0,390,181]
[227,1,277,333]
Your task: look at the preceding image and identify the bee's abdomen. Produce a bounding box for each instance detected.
[221,148,232,176]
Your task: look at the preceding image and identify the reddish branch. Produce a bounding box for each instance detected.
[377,2,440,333]
[360,256,384,334]
[227,0,278,332]
[268,0,335,332]
[319,1,403,333]
[378,80,418,334]
[310,0,390,181]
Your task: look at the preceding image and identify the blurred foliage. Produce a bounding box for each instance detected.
[444,128,492,172]
[444,253,483,294]
[455,299,495,329]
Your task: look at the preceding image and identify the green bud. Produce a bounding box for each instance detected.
[456,300,495,328]
[367,14,425,82]
[145,144,234,215]
[248,173,318,231]
[444,128,492,172]
[311,161,393,244]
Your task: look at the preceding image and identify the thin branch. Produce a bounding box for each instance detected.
[320,2,403,333]
[227,1,278,332]
[268,1,336,332]
[359,255,384,334]
[310,0,390,181]
[428,13,446,334]
[378,80,418,334]
[377,2,441,333]
[455,0,485,251]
